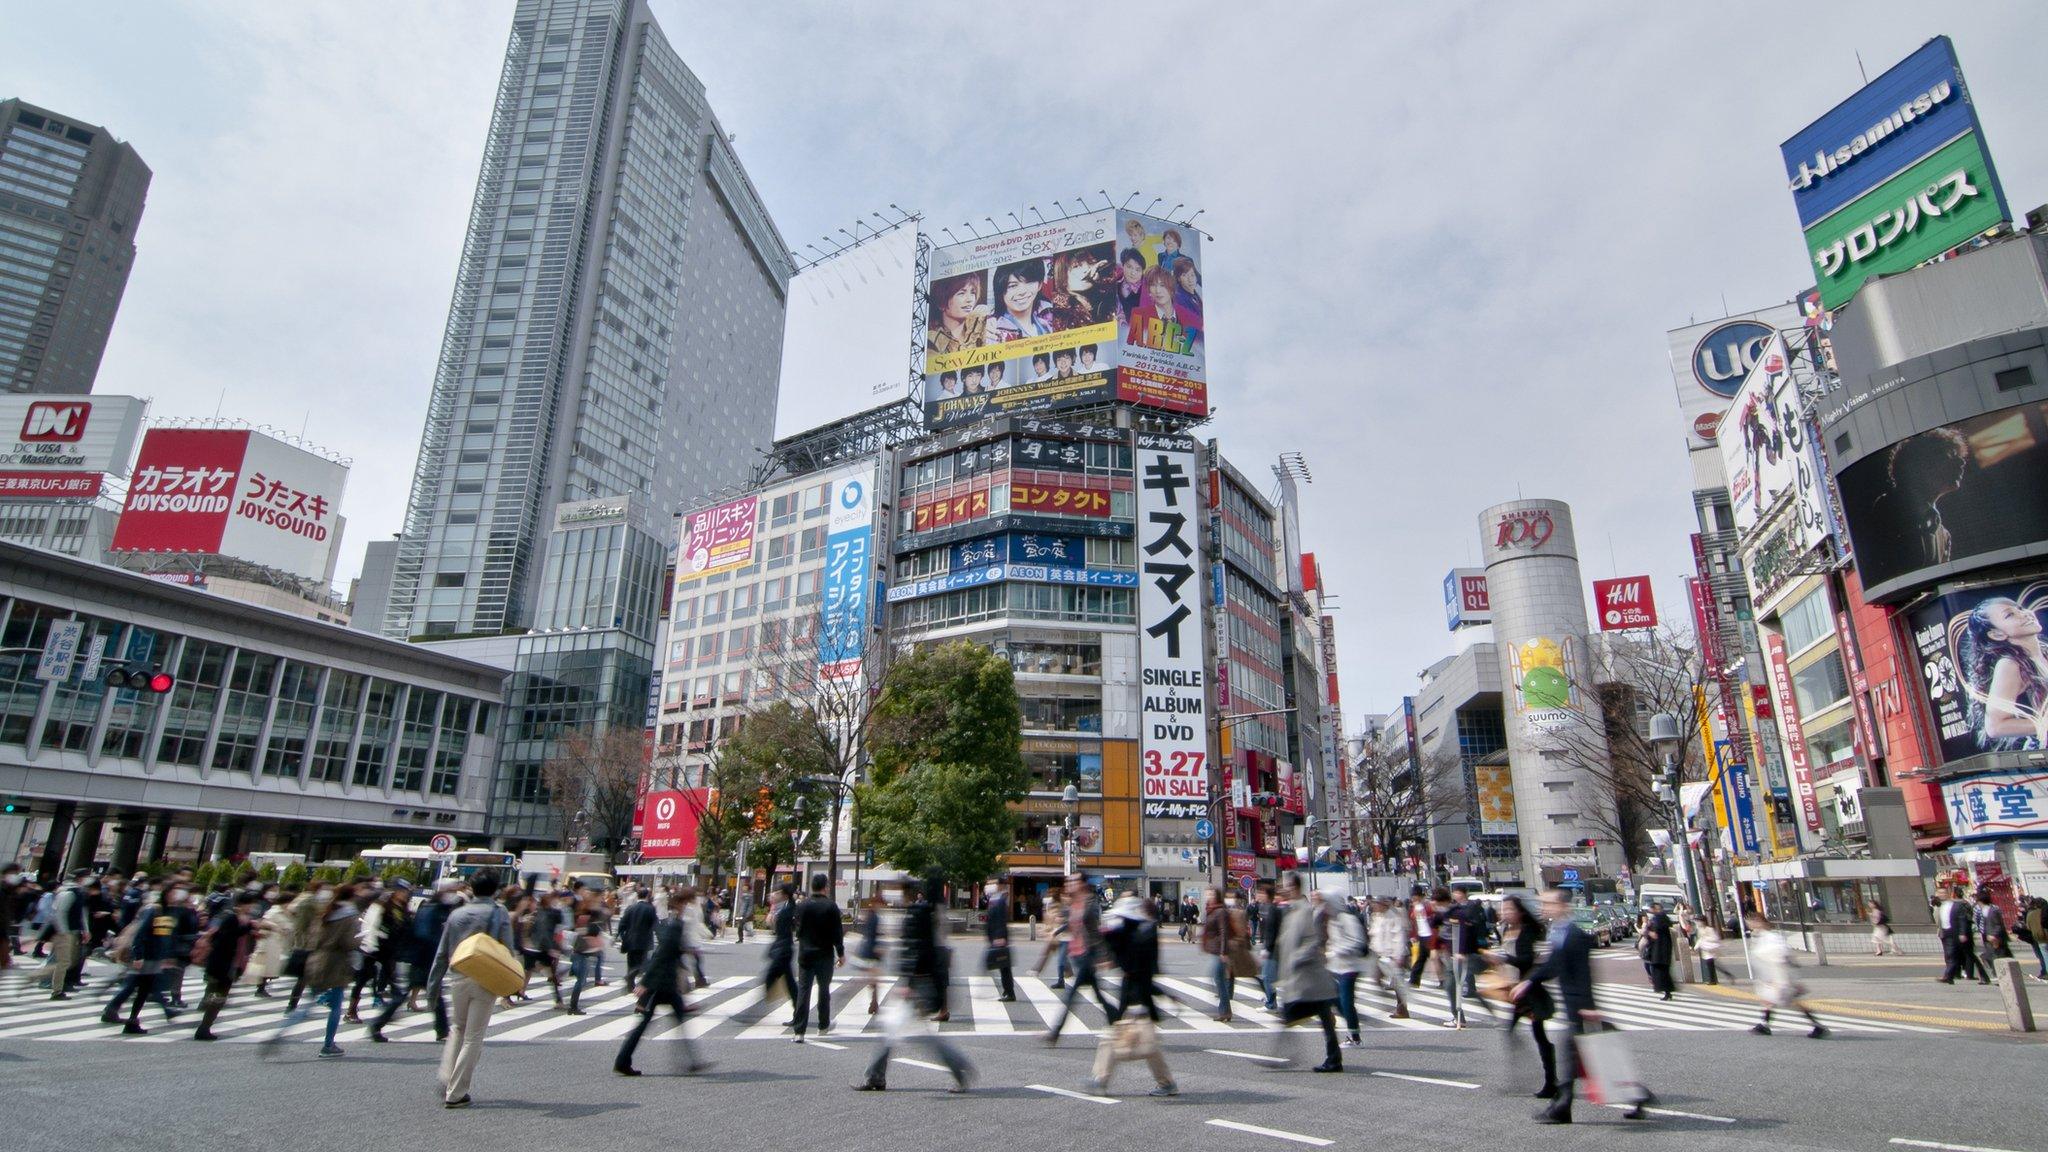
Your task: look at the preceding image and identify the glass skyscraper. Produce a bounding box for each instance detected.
[386,0,792,640]
[0,99,150,395]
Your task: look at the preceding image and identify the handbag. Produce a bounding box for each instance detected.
[984,943,1011,970]
[1110,1015,1159,1060]
[451,906,525,997]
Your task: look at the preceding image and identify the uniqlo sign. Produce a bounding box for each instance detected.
[111,429,348,583]
[1591,576,1658,631]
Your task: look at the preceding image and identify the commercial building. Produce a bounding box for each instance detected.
[0,541,506,875]
[0,99,150,396]
[383,0,792,640]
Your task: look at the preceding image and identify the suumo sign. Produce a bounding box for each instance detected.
[1493,508,1554,550]
[1137,434,1208,808]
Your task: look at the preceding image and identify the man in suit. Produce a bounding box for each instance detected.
[1641,901,1676,1000]
[615,888,657,993]
[614,888,709,1078]
[792,873,844,1041]
[983,881,1016,1002]
[763,883,799,1020]
[1935,886,1985,984]
[1516,888,1646,1125]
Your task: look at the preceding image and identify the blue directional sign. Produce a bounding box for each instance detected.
[1193,818,1214,840]
[1560,867,1581,883]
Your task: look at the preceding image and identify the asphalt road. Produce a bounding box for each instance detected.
[5,931,2042,1152]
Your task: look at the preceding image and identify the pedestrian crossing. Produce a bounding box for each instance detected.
[0,961,1949,1045]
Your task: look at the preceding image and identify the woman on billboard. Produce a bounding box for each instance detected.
[984,258,1055,343]
[1959,596,2048,752]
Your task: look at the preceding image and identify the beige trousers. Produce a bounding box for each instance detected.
[439,974,496,1101]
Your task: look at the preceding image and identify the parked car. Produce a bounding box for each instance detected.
[1570,907,1614,948]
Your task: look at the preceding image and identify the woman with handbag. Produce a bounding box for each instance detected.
[262,883,362,1058]
[1493,895,1558,1099]
[248,885,296,997]
[1036,892,1069,986]
[1199,888,1235,1021]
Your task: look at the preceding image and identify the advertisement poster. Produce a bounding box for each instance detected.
[638,789,708,859]
[1837,400,2048,594]
[1474,762,1517,836]
[1715,741,1763,856]
[1136,433,1208,806]
[1591,575,1659,631]
[111,428,348,583]
[677,495,758,582]
[1508,635,1579,732]
[922,210,1206,429]
[1940,770,2048,842]
[1008,478,1110,518]
[0,395,146,492]
[818,469,873,682]
[1444,568,1490,630]
[1763,634,1826,832]
[1906,579,2048,763]
[1665,306,1799,452]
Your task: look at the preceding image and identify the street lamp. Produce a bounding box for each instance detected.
[1648,713,1700,912]
[1061,784,1079,878]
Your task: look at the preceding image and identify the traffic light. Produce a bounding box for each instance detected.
[1,798,18,814]
[105,665,175,694]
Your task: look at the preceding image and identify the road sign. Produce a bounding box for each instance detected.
[1560,866,1581,883]
[77,634,108,685]
[428,833,455,854]
[1194,818,1214,840]
[1238,875,1255,891]
[36,621,83,682]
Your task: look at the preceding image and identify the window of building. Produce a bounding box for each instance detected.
[1791,649,1850,718]
[260,661,321,778]
[1778,587,1833,656]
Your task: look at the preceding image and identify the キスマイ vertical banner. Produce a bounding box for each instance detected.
[1136,433,1208,807]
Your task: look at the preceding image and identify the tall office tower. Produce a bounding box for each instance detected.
[0,99,150,394]
[385,0,792,640]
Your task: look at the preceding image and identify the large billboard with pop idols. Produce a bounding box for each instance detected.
[1781,37,2010,309]
[1836,400,2048,594]
[923,210,1205,429]
[1905,578,2048,764]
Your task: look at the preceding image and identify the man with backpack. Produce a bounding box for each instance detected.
[38,869,92,999]
[192,891,260,1040]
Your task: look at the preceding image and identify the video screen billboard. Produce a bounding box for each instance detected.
[923,210,1205,428]
[1837,400,2048,593]
[1905,578,2048,763]
[111,428,348,583]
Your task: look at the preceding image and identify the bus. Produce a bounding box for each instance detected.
[448,850,517,889]
[356,844,514,889]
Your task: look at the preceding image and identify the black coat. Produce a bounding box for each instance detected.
[984,895,1010,944]
[639,916,690,996]
[795,895,844,964]
[766,900,797,960]
[1103,914,1158,1017]
[1528,920,1596,1019]
[1502,924,1553,1020]
[616,900,657,952]
[1642,911,1674,965]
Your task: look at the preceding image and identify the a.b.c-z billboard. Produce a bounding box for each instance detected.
[1780,36,2011,308]
[923,210,1205,428]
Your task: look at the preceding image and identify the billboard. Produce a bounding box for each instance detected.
[922,210,1205,429]
[1444,568,1491,630]
[1940,770,2048,843]
[1135,432,1208,807]
[1762,633,1825,831]
[1781,37,2010,309]
[638,789,708,859]
[1591,576,1658,631]
[1665,305,1801,452]
[1836,400,2048,594]
[818,469,874,681]
[1474,762,1517,836]
[111,428,348,583]
[1507,635,1579,732]
[1905,578,2048,763]
[0,395,147,498]
[676,495,758,583]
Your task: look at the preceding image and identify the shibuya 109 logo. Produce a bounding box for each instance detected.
[1494,508,1554,551]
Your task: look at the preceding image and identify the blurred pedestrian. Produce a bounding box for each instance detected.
[193,891,260,1040]
[262,882,359,1057]
[764,883,798,1016]
[1745,911,1827,1039]
[1640,901,1675,1000]
[1084,894,1175,1098]
[1045,874,1111,1044]
[613,888,710,1077]
[616,886,656,993]
[982,881,1016,1002]
[1272,876,1342,1072]
[1869,900,1902,956]
[1491,895,1557,1099]
[854,876,972,1093]
[1198,887,1236,1021]
[1368,896,1412,1019]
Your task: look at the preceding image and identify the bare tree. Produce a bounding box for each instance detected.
[1538,627,1711,873]
[539,728,647,858]
[1346,735,1466,875]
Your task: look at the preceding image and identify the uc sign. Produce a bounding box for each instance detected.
[1691,320,1774,399]
[1494,509,1554,551]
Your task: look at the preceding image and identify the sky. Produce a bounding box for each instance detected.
[6,1,2048,735]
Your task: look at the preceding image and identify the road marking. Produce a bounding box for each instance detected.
[966,976,1016,1033]
[1884,1131,2031,1139]
[802,1038,847,1050]
[1370,1071,1480,1089]
[1609,1104,1737,1124]
[1202,1047,1290,1064]
[1890,1140,2029,1152]
[1028,1083,1119,1104]
[893,1057,951,1073]
[1205,1119,1332,1146]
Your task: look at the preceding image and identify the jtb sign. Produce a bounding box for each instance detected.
[1137,434,1208,807]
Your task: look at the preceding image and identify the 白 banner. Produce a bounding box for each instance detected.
[1136,433,1208,807]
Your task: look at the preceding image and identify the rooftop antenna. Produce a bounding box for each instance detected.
[1145,197,1162,215]
[1120,191,1139,209]
[1029,205,1045,223]
[1855,50,1868,83]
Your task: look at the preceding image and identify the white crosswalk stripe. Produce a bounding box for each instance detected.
[0,964,1951,1042]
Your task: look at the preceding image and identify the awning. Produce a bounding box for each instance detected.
[1913,835,1953,852]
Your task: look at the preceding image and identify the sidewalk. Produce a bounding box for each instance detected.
[1693,938,2044,1035]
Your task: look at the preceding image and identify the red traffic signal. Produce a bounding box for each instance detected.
[105,665,175,694]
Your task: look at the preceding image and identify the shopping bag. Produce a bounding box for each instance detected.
[1110,1015,1160,1060]
[451,910,525,997]
[1574,1015,1649,1107]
